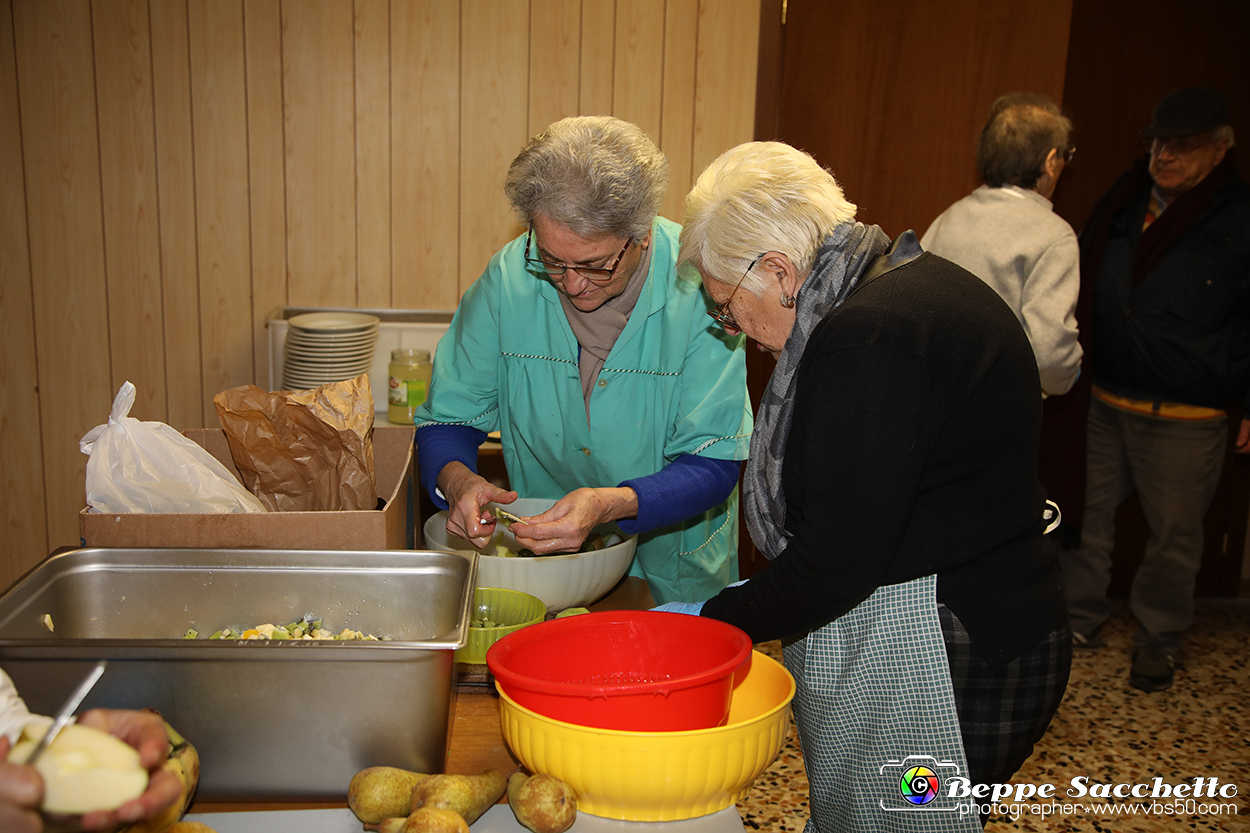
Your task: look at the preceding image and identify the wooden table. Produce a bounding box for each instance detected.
[196,577,654,814]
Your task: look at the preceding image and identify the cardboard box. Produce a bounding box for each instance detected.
[80,426,417,550]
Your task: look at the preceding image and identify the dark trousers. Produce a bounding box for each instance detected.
[1058,397,1227,652]
[940,605,1072,789]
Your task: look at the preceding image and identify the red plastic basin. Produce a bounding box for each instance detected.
[486,610,753,731]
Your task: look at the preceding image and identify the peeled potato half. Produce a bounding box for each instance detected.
[8,720,149,814]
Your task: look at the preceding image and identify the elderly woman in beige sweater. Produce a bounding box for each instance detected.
[922,92,1082,398]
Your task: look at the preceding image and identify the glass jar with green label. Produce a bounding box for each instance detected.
[388,348,432,424]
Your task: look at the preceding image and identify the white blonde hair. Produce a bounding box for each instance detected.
[678,141,857,295]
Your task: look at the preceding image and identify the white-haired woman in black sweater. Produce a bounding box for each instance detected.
[660,141,1072,832]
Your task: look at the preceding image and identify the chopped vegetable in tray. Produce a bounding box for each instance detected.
[181,613,389,641]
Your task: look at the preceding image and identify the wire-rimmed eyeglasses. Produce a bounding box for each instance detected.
[524,228,632,282]
[707,253,765,331]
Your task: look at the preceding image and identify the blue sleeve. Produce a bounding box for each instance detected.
[617,454,740,535]
[415,424,488,510]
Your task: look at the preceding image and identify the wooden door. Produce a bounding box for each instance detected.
[743,0,1248,595]
[740,0,1074,577]
[1051,0,1250,597]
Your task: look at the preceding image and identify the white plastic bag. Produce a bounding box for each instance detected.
[80,382,266,514]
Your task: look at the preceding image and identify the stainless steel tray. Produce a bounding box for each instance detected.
[0,547,477,800]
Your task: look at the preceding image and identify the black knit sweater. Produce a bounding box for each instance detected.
[702,253,1067,665]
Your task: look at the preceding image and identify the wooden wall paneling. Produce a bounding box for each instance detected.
[0,0,49,579]
[657,0,697,223]
[690,0,758,178]
[751,0,782,144]
[150,0,206,429]
[528,0,581,136]
[459,0,529,293]
[390,0,459,309]
[353,0,392,309]
[93,0,167,421]
[187,0,254,421]
[0,0,764,580]
[774,0,1072,238]
[578,0,614,115]
[282,0,357,307]
[243,0,288,387]
[611,0,664,147]
[692,0,762,580]
[13,0,113,549]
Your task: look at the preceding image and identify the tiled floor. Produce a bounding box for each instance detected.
[735,599,1249,831]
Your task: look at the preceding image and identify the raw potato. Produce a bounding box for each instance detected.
[402,807,469,833]
[507,771,577,833]
[488,525,611,558]
[348,766,428,823]
[116,717,200,833]
[7,721,148,815]
[409,770,507,825]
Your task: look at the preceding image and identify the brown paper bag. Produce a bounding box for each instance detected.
[212,374,377,512]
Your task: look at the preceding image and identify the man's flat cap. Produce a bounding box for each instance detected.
[1141,88,1232,138]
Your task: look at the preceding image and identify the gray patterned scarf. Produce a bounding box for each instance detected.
[743,222,893,558]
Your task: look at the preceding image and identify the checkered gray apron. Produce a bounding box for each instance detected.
[783,575,982,832]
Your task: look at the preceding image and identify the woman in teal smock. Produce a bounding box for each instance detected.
[413,116,753,604]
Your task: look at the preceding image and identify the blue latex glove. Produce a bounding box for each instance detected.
[652,601,705,616]
[652,580,748,616]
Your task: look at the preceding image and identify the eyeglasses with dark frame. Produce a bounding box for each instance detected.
[1147,134,1217,156]
[1063,145,1077,163]
[524,228,632,282]
[707,253,765,331]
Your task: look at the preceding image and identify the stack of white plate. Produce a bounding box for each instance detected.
[282,312,380,390]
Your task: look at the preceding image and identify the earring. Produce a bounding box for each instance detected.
[780,292,796,309]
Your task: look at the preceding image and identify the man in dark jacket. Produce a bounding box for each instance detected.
[1059,88,1250,692]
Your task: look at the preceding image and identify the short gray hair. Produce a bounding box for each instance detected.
[678,141,857,296]
[976,93,1073,189]
[503,116,669,241]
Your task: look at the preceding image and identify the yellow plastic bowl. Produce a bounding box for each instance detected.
[497,649,795,821]
[454,587,545,664]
